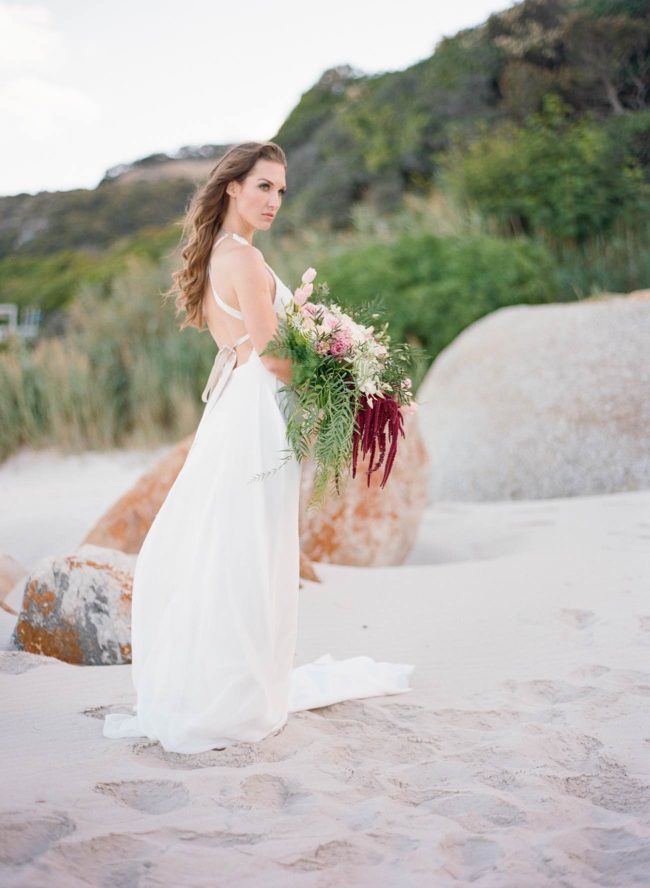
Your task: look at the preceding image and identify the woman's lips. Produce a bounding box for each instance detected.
[263,213,275,218]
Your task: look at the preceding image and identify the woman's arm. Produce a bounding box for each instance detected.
[230,247,293,384]
[265,355,293,385]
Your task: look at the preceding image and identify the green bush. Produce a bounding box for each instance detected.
[316,230,562,377]
[438,94,650,246]
[0,225,182,314]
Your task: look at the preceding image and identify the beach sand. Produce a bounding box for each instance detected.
[1,447,649,885]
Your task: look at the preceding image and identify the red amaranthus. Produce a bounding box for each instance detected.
[351,392,406,488]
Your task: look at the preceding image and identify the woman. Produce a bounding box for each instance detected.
[103,141,414,755]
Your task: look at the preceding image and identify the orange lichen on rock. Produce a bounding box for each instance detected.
[299,412,429,566]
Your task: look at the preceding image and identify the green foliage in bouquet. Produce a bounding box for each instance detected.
[253,273,424,511]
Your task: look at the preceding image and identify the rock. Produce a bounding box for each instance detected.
[299,411,430,565]
[11,545,135,665]
[418,290,650,501]
[82,437,193,554]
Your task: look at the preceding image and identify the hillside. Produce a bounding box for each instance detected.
[1,0,648,262]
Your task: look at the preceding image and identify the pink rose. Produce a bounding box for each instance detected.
[329,329,354,356]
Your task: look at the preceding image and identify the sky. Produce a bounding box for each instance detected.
[0,0,511,197]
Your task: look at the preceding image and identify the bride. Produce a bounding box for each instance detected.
[103,141,414,754]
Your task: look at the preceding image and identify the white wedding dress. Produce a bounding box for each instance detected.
[103,230,414,754]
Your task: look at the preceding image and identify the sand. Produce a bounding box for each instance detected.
[1,446,650,886]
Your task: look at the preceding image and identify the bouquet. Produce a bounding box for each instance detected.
[255,267,422,510]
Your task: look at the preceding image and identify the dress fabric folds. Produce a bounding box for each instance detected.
[103,232,414,754]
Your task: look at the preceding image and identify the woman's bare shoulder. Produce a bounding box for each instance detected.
[223,241,267,277]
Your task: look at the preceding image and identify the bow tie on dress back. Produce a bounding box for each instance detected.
[201,330,251,404]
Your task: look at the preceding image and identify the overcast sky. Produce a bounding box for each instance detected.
[0,0,510,197]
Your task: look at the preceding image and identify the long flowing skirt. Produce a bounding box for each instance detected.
[103,348,414,754]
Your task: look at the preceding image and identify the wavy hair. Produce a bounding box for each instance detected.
[164,141,287,331]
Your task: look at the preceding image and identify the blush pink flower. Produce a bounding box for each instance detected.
[321,312,340,332]
[302,267,317,284]
[294,282,313,306]
[329,329,354,356]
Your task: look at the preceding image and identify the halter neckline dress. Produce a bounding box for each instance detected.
[103,229,415,754]
[198,230,283,407]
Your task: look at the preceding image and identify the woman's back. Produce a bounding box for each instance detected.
[203,231,277,370]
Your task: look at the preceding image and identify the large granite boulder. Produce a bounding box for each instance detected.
[82,438,192,554]
[11,545,134,664]
[418,291,650,502]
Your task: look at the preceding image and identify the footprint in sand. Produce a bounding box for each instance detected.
[458,835,503,871]
[336,701,437,739]
[583,826,650,883]
[501,678,597,705]
[224,774,293,810]
[280,839,383,871]
[45,831,156,883]
[557,608,597,630]
[568,664,611,681]
[128,736,297,770]
[309,700,367,721]
[638,615,650,633]
[428,791,527,829]
[545,755,650,816]
[94,780,190,815]
[0,809,76,866]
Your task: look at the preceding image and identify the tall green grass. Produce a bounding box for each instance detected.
[0,256,213,460]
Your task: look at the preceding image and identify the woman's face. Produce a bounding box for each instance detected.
[228,159,287,231]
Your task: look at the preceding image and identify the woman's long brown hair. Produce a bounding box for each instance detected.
[164,141,287,332]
